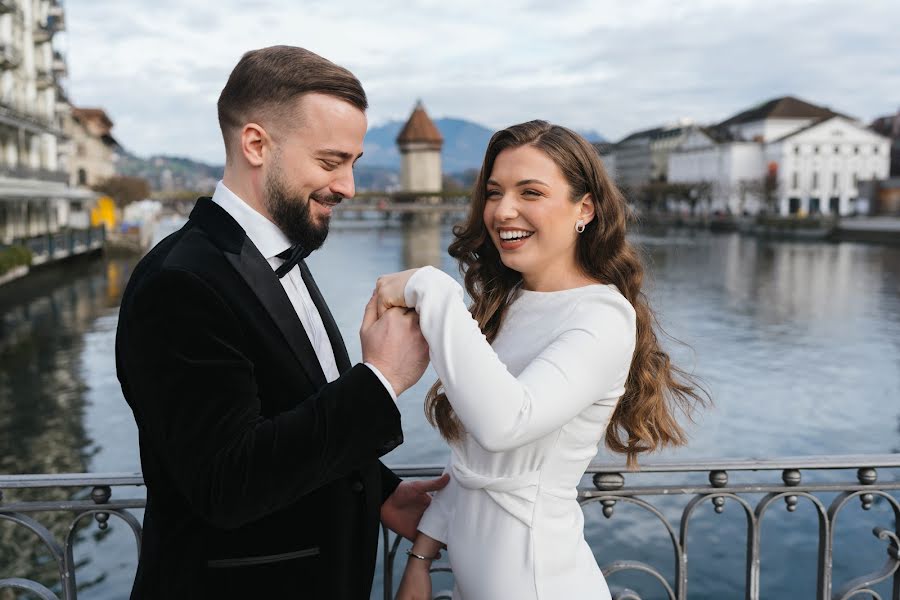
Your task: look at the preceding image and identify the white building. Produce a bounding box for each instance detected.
[607,122,693,192]
[0,0,92,245]
[668,97,891,216]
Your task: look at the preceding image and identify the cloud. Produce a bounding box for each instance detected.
[62,0,900,163]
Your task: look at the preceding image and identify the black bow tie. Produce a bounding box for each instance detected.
[275,244,311,278]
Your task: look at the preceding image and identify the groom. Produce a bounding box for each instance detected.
[116,46,445,599]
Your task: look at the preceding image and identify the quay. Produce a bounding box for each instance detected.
[1,456,898,600]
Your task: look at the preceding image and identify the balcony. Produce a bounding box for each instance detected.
[35,67,54,90]
[32,16,64,45]
[0,43,22,70]
[52,52,66,76]
[0,162,70,184]
[48,3,65,20]
[0,455,898,599]
[33,24,51,44]
[47,13,65,34]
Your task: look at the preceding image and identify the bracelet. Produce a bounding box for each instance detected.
[406,549,439,562]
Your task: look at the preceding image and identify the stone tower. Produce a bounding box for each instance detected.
[396,100,443,193]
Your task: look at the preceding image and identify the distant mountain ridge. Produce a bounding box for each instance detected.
[116,117,606,191]
[364,117,605,172]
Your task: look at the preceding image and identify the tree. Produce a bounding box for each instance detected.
[92,176,151,208]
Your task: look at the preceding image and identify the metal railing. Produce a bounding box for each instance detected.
[0,162,69,183]
[1,456,898,599]
[6,227,105,265]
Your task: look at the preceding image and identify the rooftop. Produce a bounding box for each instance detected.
[396,100,443,146]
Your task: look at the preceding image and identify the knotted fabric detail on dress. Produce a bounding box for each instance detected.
[450,450,575,528]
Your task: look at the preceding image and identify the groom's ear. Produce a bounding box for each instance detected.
[240,123,267,168]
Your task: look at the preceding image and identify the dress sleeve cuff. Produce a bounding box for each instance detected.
[416,501,449,544]
[404,266,464,310]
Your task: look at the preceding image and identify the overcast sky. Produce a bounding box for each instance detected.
[61,0,899,165]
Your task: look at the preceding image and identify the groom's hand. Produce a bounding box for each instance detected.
[380,474,451,541]
[373,268,419,318]
[361,296,429,396]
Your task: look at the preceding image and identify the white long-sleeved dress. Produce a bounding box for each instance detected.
[405,267,637,600]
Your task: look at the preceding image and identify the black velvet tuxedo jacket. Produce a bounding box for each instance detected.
[115,197,403,599]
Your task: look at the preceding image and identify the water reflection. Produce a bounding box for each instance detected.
[0,257,136,596]
[402,216,443,269]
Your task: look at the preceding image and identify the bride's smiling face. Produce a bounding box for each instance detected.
[482,145,588,289]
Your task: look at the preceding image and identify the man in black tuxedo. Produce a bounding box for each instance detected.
[116,46,446,599]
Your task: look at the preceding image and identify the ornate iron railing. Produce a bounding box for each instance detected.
[1,456,898,599]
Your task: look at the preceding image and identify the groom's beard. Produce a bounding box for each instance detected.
[264,164,331,251]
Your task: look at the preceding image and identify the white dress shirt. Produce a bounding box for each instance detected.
[211,181,396,400]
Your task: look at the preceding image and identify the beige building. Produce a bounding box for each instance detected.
[396,100,443,193]
[0,0,92,244]
[66,106,118,188]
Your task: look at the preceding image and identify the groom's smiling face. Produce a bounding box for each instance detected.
[264,93,366,248]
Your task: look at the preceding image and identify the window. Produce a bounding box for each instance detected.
[794,145,800,155]
[77,168,87,185]
[834,145,840,154]
[874,145,880,154]
[792,172,798,188]
[854,146,860,155]
[812,172,819,189]
[832,173,839,189]
[814,146,819,154]
[853,173,858,186]
[809,197,821,214]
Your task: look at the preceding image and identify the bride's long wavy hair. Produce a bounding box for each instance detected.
[425,120,708,467]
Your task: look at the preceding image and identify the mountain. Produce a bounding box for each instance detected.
[364,117,495,173]
[364,118,606,172]
[117,117,606,192]
[116,151,222,193]
[115,150,397,193]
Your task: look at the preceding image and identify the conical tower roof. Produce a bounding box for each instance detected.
[396,100,443,147]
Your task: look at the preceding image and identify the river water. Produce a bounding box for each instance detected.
[1,218,898,599]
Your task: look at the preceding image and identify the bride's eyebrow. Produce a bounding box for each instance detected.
[515,179,548,187]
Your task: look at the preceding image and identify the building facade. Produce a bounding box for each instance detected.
[870,108,900,177]
[0,0,91,245]
[606,122,693,194]
[668,97,891,216]
[65,107,118,188]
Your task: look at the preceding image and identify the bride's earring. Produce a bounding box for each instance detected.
[575,219,586,233]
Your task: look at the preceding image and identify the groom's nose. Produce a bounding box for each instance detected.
[331,170,356,200]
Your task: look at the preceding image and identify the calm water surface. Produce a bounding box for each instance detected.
[1,220,898,599]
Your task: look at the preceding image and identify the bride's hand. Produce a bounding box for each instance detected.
[395,558,432,600]
[374,269,420,318]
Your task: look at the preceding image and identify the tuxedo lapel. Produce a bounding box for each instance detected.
[225,239,328,388]
[188,198,328,389]
[299,260,352,374]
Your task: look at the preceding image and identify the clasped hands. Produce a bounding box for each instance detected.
[359,268,426,398]
[359,268,449,543]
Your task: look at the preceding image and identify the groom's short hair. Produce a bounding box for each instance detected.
[217,45,367,154]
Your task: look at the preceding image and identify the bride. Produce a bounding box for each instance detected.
[371,120,706,600]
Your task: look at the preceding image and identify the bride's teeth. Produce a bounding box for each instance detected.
[500,230,532,240]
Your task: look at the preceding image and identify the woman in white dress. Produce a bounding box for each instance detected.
[372,121,706,600]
